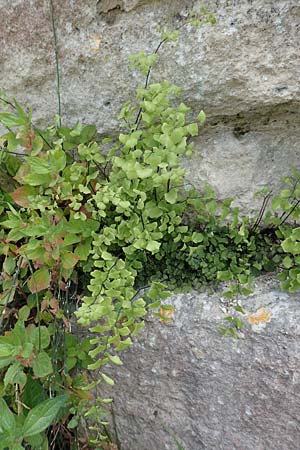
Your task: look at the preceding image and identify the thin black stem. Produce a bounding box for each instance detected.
[272,179,300,228]
[250,192,272,233]
[49,0,62,126]
[0,258,22,332]
[87,259,119,308]
[0,148,30,158]
[134,19,189,131]
[93,161,109,181]
[102,283,150,356]
[0,97,15,110]
[134,38,167,131]
[279,199,300,226]
[35,129,53,149]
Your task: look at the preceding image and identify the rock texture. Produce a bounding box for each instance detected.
[102,276,300,450]
[1,0,300,211]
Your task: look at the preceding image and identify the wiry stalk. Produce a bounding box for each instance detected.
[49,0,62,126]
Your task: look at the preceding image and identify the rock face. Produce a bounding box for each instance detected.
[1,0,300,211]
[103,276,300,450]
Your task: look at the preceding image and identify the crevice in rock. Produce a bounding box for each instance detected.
[96,0,184,25]
[96,1,124,25]
[96,0,151,25]
[203,101,300,137]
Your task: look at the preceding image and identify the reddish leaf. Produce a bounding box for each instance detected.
[11,185,36,207]
[61,251,79,270]
[14,164,30,183]
[40,299,49,312]
[28,269,51,293]
[22,130,35,150]
[49,297,59,314]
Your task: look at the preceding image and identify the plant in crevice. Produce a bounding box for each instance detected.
[0,9,218,448]
[265,168,300,293]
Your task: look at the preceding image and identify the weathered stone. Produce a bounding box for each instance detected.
[184,103,300,214]
[1,0,300,211]
[102,275,300,450]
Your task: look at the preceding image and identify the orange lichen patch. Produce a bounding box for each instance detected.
[247,307,272,325]
[89,34,101,53]
[159,306,174,323]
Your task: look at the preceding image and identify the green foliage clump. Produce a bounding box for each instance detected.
[264,169,300,292]
[0,74,213,449]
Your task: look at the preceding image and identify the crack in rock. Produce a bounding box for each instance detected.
[96,0,157,24]
[203,101,300,137]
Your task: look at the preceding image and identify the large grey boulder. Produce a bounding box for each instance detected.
[1,0,300,212]
[102,275,300,450]
[1,2,300,448]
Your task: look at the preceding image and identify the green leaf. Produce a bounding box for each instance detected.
[61,251,79,270]
[31,136,44,155]
[74,239,92,261]
[115,337,132,352]
[23,172,52,187]
[0,398,16,435]
[146,240,161,253]
[186,123,198,136]
[3,255,16,275]
[80,125,96,143]
[119,133,138,149]
[101,373,115,386]
[4,362,26,387]
[131,321,145,336]
[32,351,53,378]
[280,189,291,198]
[11,444,24,450]
[136,166,153,179]
[146,205,162,218]
[22,377,47,408]
[30,326,50,350]
[171,128,184,144]
[234,304,246,314]
[22,395,68,438]
[49,147,66,172]
[271,196,281,210]
[198,110,206,123]
[118,327,130,336]
[107,354,123,365]
[292,227,300,240]
[0,112,29,128]
[191,232,203,243]
[18,305,30,321]
[27,156,51,174]
[217,270,233,281]
[282,237,300,255]
[164,190,177,204]
[0,344,14,358]
[283,255,293,269]
[25,432,48,450]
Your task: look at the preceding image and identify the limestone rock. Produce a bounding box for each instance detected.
[102,275,300,450]
[0,0,299,211]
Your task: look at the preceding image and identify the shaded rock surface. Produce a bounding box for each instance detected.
[102,276,300,450]
[1,0,300,211]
